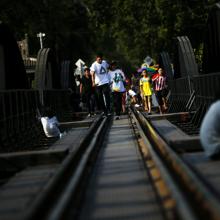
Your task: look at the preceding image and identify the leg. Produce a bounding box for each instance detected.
[144,96,148,111]
[155,91,163,114]
[147,96,152,113]
[114,92,122,116]
[85,93,92,115]
[162,97,167,111]
[133,96,138,104]
[102,83,111,114]
[161,89,168,111]
[122,92,126,113]
[94,89,101,111]
[90,93,96,113]
[96,85,107,114]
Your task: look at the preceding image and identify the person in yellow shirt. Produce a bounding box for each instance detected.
[140,69,152,114]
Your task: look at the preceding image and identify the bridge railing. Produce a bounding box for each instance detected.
[168,72,220,133]
[0,90,40,151]
[169,73,220,112]
[0,89,74,152]
[192,72,220,108]
[41,89,74,121]
[168,76,194,113]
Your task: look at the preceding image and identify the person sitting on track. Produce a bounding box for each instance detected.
[200,94,220,159]
[127,87,140,107]
[38,108,65,139]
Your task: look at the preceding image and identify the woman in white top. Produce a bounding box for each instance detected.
[109,61,126,119]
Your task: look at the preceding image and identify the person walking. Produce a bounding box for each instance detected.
[80,67,96,117]
[139,68,153,114]
[109,61,126,120]
[152,68,168,114]
[90,53,111,116]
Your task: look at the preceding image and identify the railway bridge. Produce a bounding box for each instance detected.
[1,3,220,220]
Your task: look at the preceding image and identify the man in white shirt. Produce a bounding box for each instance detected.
[90,53,111,116]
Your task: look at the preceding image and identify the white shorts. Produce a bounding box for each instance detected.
[128,89,136,97]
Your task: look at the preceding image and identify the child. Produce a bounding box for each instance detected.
[80,67,96,117]
[152,68,168,114]
[139,68,152,114]
[127,87,140,107]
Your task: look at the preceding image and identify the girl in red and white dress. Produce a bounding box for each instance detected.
[152,68,168,114]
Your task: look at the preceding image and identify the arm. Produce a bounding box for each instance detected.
[80,82,83,94]
[152,74,159,82]
[139,79,143,94]
[108,71,112,83]
[121,71,126,81]
[90,71,96,87]
[164,76,168,88]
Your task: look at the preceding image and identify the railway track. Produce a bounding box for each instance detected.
[0,109,220,220]
[0,114,108,220]
[131,107,220,220]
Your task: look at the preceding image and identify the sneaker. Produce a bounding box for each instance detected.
[115,116,120,120]
[135,104,140,107]
[59,131,67,139]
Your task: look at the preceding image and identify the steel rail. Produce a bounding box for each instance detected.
[46,116,110,220]
[22,114,109,220]
[130,108,197,220]
[130,107,220,220]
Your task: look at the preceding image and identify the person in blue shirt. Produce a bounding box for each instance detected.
[200,91,220,158]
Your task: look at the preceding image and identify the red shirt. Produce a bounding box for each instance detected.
[152,74,166,91]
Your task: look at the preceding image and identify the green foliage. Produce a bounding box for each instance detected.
[0,0,91,62]
[0,0,219,73]
[84,0,220,73]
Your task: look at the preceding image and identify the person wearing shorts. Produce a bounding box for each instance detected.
[152,68,168,114]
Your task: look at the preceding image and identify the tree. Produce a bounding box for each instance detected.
[0,0,91,62]
[1,0,219,73]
